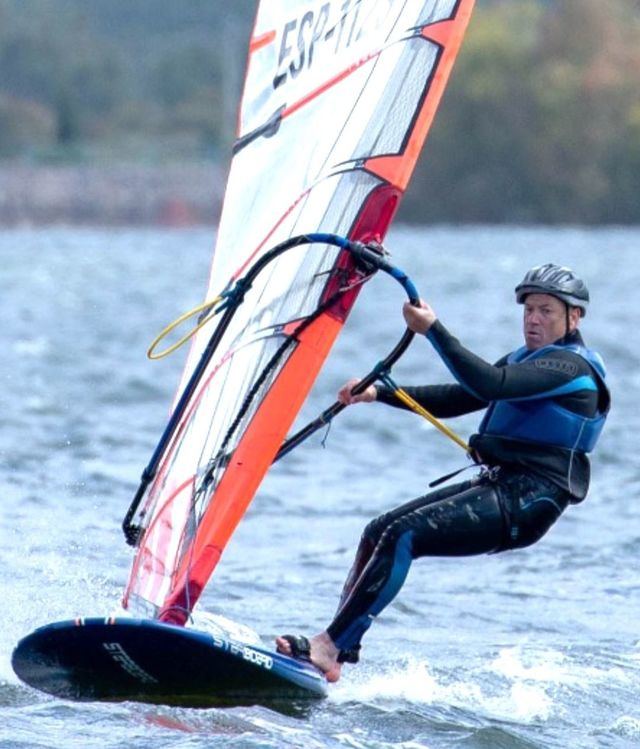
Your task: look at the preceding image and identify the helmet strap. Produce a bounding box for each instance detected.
[564,304,578,342]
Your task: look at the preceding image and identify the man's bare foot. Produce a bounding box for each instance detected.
[276,632,342,683]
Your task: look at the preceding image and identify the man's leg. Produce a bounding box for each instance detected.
[326,478,506,656]
[336,479,478,610]
[277,471,569,680]
[277,477,504,680]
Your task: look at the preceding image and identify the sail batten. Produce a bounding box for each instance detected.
[123,0,475,623]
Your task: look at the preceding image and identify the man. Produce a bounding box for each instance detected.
[277,264,610,682]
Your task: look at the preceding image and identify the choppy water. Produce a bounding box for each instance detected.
[1,226,639,749]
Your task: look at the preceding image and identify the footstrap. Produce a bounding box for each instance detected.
[279,634,312,663]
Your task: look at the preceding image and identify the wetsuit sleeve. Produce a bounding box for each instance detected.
[376,383,487,418]
[426,320,590,401]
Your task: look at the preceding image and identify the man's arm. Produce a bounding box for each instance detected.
[426,320,588,401]
[376,382,487,417]
[402,300,591,402]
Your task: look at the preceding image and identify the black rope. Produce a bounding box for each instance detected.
[274,327,414,462]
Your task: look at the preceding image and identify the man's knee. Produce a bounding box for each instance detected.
[362,512,392,545]
[377,518,414,557]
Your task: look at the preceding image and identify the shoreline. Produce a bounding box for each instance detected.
[0,163,224,227]
[2,164,637,230]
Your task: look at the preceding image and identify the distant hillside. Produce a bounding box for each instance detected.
[0,0,254,161]
[1,0,638,223]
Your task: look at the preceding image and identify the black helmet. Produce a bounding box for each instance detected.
[515,263,589,317]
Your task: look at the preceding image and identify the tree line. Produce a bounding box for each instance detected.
[403,0,640,224]
[0,0,638,223]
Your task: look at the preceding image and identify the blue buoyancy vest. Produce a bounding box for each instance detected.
[478,343,609,453]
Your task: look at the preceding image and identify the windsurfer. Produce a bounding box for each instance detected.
[277,264,610,682]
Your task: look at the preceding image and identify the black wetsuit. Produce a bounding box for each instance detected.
[326,322,610,658]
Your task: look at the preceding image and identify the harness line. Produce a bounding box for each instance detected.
[379,372,470,453]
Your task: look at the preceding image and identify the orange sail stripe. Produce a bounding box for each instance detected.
[282,49,381,120]
[249,30,275,54]
[160,313,344,622]
[230,187,312,281]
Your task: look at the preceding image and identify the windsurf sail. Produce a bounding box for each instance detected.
[122,0,475,624]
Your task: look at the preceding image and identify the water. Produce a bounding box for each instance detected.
[1,225,639,748]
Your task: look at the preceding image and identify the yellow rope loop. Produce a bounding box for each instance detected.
[393,386,470,453]
[147,295,224,360]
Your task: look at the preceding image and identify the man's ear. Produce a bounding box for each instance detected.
[568,306,581,332]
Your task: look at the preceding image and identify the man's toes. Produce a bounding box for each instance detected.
[275,636,292,655]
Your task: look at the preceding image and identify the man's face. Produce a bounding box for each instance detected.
[523,293,580,350]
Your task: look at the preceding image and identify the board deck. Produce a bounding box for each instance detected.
[12,617,327,707]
